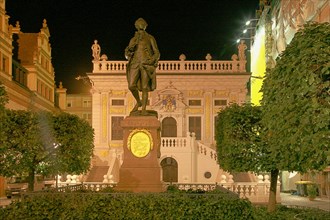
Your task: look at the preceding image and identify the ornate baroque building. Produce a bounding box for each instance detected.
[78,40,253,185]
[59,40,280,203]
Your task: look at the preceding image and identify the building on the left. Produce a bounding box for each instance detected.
[0,0,65,196]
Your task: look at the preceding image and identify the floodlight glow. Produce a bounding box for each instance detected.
[236,39,240,43]
[243,29,247,34]
[245,21,251,26]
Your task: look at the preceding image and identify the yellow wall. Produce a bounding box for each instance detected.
[250,27,266,106]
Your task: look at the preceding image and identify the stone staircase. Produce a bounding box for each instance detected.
[85,166,109,182]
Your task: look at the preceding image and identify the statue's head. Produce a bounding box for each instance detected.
[135,18,148,31]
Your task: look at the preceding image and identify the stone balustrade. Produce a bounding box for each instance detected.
[92,59,246,74]
[166,174,281,204]
[161,137,188,148]
[56,182,116,192]
[55,174,278,203]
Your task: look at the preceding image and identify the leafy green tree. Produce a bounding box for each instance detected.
[0,81,8,110]
[52,112,95,174]
[216,103,264,172]
[261,22,330,211]
[0,110,94,191]
[0,110,46,190]
[0,81,9,162]
[216,103,280,212]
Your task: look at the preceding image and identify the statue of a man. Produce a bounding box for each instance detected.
[238,40,247,61]
[125,18,160,115]
[91,40,101,61]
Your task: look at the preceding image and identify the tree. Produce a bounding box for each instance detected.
[0,81,8,110]
[216,104,279,211]
[52,112,95,174]
[215,103,280,212]
[0,81,9,160]
[0,110,94,191]
[261,22,330,211]
[0,110,46,190]
[216,103,264,172]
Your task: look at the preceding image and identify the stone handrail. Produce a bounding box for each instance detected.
[165,174,281,204]
[92,60,246,74]
[197,142,218,162]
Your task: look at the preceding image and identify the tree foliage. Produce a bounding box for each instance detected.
[261,22,330,172]
[0,81,9,159]
[0,110,45,177]
[0,110,94,190]
[52,112,95,174]
[216,103,266,172]
[0,81,8,110]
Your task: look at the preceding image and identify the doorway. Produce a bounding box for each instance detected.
[161,157,178,182]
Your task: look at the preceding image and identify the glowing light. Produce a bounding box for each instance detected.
[246,19,259,26]
[243,29,247,34]
[251,26,266,106]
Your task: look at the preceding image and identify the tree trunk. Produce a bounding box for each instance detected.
[267,169,279,212]
[28,167,35,191]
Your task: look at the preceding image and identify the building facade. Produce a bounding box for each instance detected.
[251,0,330,105]
[0,0,59,196]
[83,42,252,185]
[59,90,93,125]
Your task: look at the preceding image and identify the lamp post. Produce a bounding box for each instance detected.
[244,19,258,46]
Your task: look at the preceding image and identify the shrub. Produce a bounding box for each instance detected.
[0,192,255,219]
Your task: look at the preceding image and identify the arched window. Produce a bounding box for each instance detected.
[160,157,178,182]
[161,117,177,137]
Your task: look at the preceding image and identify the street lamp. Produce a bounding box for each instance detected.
[236,37,253,44]
[245,19,259,26]
[243,27,255,34]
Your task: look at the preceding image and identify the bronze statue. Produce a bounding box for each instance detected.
[125,18,160,115]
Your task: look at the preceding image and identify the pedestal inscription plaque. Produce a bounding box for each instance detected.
[116,116,164,192]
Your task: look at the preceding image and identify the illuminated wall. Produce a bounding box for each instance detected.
[250,26,266,106]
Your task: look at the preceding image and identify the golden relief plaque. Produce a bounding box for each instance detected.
[127,129,153,158]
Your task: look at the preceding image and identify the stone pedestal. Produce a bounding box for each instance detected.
[116,116,165,192]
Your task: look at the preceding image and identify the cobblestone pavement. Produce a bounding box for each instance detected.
[280,193,330,211]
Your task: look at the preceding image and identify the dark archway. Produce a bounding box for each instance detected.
[160,157,178,182]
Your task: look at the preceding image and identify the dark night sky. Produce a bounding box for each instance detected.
[6,0,259,93]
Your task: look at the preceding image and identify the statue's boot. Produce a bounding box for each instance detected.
[132,101,142,112]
